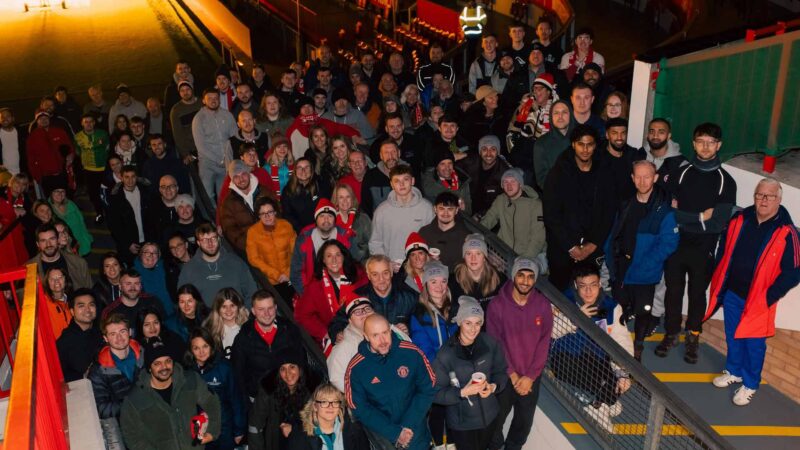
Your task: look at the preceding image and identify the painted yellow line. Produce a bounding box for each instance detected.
[632,332,686,342]
[561,422,800,436]
[652,373,767,384]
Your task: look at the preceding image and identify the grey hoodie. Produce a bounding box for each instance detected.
[191,106,237,168]
[641,139,682,170]
[368,187,435,261]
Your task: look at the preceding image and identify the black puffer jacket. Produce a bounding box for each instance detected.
[431,332,508,431]
[326,279,419,341]
[87,340,144,419]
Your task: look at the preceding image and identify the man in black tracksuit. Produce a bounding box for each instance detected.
[656,123,736,364]
[543,124,617,291]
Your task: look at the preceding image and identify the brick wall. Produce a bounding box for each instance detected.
[704,319,800,402]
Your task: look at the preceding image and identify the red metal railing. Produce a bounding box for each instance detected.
[0,268,24,398]
[1,264,69,450]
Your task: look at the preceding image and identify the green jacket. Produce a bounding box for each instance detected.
[50,199,93,256]
[74,129,110,171]
[120,364,222,450]
[480,185,546,258]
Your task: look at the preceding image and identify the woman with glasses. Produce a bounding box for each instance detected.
[204,287,250,359]
[247,196,297,302]
[600,91,629,121]
[285,382,370,450]
[281,157,332,232]
[44,267,73,339]
[133,241,178,331]
[248,354,320,450]
[296,240,367,346]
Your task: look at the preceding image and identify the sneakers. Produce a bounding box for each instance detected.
[684,332,700,364]
[654,333,678,357]
[607,401,623,417]
[94,214,104,224]
[583,401,615,433]
[733,386,757,406]
[713,370,743,388]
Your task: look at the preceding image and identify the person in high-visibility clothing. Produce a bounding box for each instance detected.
[459,0,487,37]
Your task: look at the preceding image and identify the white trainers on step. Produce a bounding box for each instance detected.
[583,402,615,433]
[733,386,756,406]
[713,370,743,388]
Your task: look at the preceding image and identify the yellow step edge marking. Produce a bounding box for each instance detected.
[652,373,767,384]
[561,423,800,436]
[632,332,686,343]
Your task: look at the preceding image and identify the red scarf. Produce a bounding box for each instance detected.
[440,171,460,191]
[322,269,350,316]
[413,275,423,292]
[566,48,595,81]
[411,103,424,128]
[336,210,356,230]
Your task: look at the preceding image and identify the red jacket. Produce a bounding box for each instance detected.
[26,126,74,181]
[295,266,368,343]
[289,224,355,296]
[704,210,800,338]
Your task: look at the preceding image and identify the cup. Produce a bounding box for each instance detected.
[429,248,441,260]
[471,372,486,385]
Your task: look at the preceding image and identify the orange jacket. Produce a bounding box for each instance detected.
[45,296,72,340]
[704,212,797,338]
[246,218,297,285]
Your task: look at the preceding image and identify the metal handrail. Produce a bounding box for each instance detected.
[460,214,735,450]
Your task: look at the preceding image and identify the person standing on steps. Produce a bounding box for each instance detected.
[704,177,800,406]
[655,123,736,364]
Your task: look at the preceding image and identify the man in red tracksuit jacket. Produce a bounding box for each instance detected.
[704,177,800,406]
[26,109,75,191]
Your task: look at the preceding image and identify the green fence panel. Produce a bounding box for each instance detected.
[776,40,800,152]
[655,44,783,160]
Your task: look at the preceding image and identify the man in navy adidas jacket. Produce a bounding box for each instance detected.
[345,315,436,450]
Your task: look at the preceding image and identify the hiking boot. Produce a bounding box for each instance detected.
[713,370,743,388]
[634,340,644,362]
[733,386,756,406]
[684,332,700,364]
[654,333,678,357]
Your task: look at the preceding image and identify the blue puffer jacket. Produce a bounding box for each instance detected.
[410,303,458,362]
[345,338,437,450]
[551,289,618,358]
[191,356,247,450]
[604,185,680,285]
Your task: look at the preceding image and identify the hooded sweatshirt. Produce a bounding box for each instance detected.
[368,187,435,261]
[480,185,546,259]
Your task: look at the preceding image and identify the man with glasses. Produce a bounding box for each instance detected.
[178,223,258,307]
[345,314,436,450]
[704,177,800,406]
[656,123,737,364]
[232,290,306,401]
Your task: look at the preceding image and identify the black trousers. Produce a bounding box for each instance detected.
[450,423,496,450]
[489,377,541,450]
[663,243,714,335]
[551,351,619,406]
[429,403,448,446]
[83,169,105,216]
[616,283,656,342]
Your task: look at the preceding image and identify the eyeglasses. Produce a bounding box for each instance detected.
[351,306,373,317]
[693,139,719,148]
[159,184,178,190]
[754,193,779,202]
[315,400,342,408]
[199,236,219,243]
[259,210,277,217]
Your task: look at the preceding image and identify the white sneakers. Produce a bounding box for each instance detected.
[733,386,757,406]
[583,401,622,433]
[712,370,743,388]
[712,371,756,405]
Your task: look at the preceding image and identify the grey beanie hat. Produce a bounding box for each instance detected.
[423,260,449,285]
[501,167,524,185]
[510,256,539,279]
[453,296,484,325]
[462,233,488,257]
[478,135,501,151]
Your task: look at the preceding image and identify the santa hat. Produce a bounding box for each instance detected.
[533,73,557,93]
[314,198,337,219]
[405,232,429,257]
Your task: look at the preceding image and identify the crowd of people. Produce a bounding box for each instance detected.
[1,11,799,450]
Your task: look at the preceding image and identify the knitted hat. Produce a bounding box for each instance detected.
[177,80,193,91]
[345,296,372,317]
[432,149,455,168]
[174,194,195,208]
[228,159,250,177]
[510,256,539,279]
[533,73,556,93]
[144,339,173,369]
[314,198,337,219]
[501,167,524,185]
[475,85,498,103]
[383,94,400,107]
[423,260,449,284]
[297,95,314,108]
[405,232,429,256]
[478,135,500,151]
[453,296,484,325]
[331,87,350,104]
[462,233,488,257]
